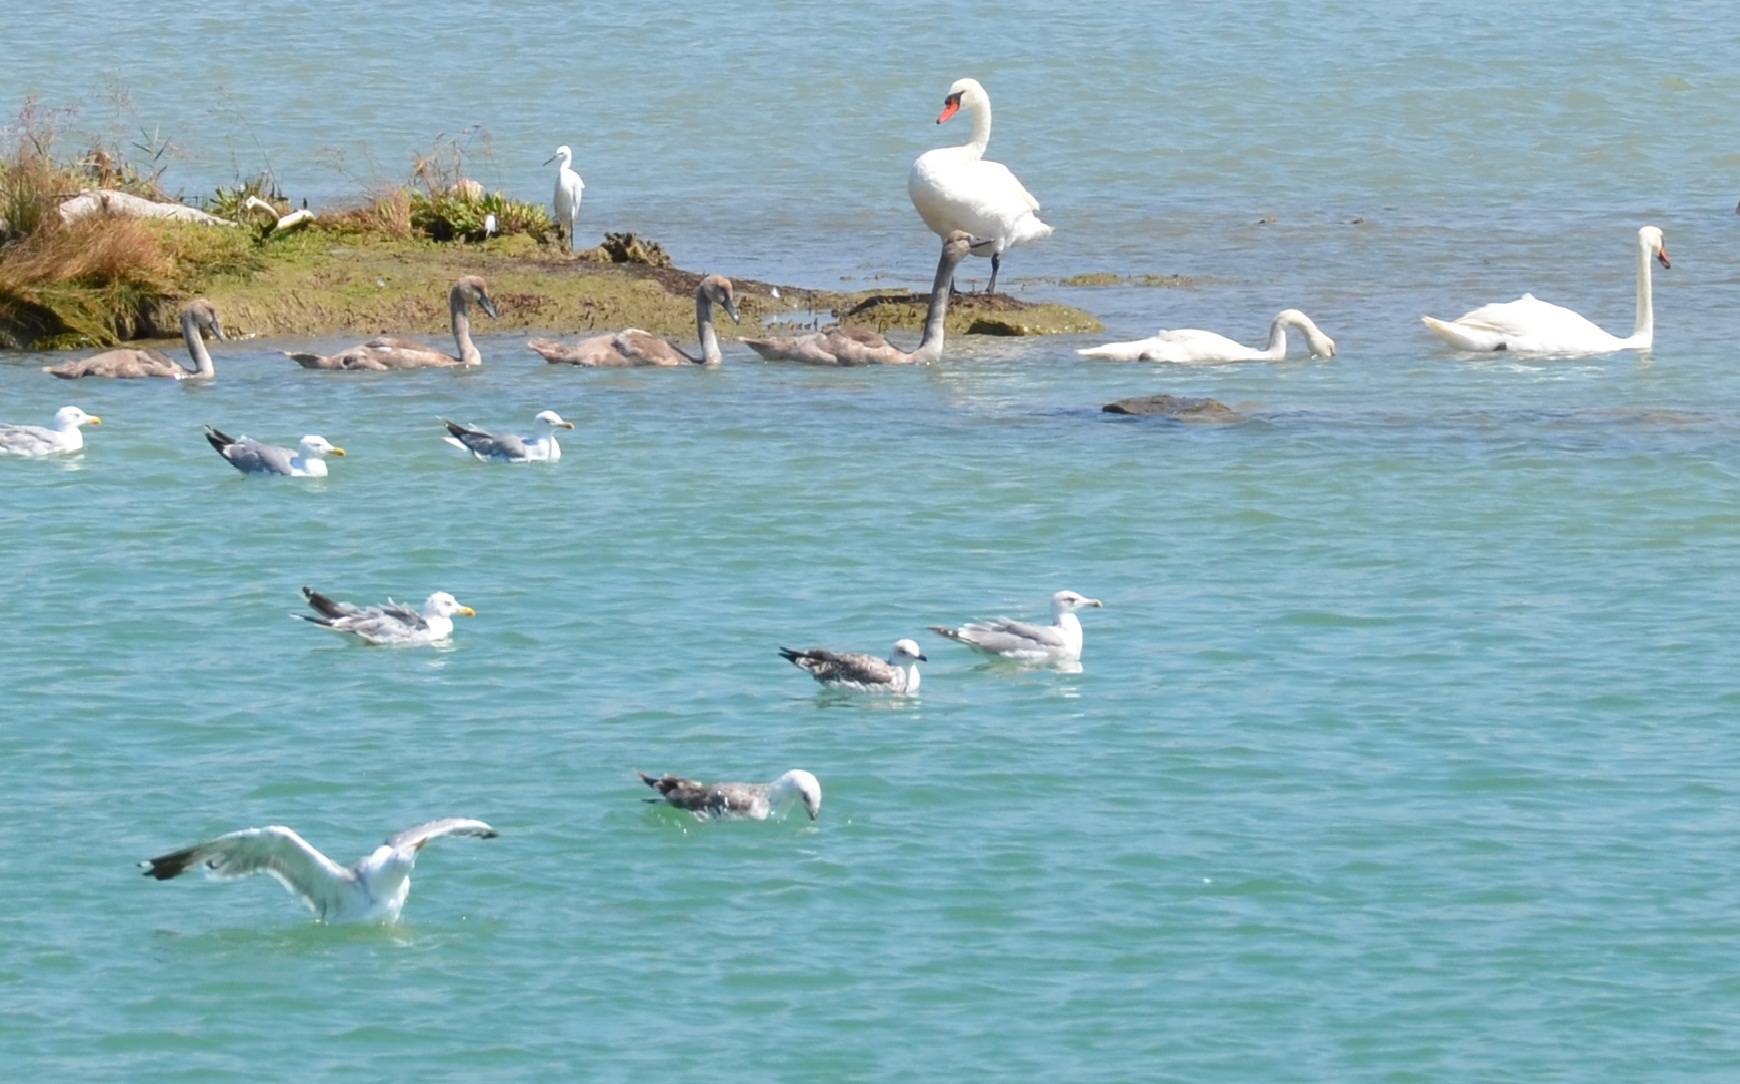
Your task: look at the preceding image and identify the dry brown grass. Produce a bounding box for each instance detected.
[324,185,413,239]
[0,216,174,346]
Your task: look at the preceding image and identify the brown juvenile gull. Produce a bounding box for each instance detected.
[294,585,475,646]
[636,769,822,822]
[779,638,926,694]
[0,406,102,457]
[139,818,498,924]
[441,409,573,463]
[285,276,498,369]
[931,589,1104,661]
[47,300,224,379]
[528,275,739,366]
[742,231,985,365]
[204,426,345,477]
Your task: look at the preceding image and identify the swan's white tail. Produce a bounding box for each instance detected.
[1421,315,1504,352]
[1010,213,1053,247]
[1076,341,1148,361]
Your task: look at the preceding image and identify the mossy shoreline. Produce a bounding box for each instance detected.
[2,223,1104,350]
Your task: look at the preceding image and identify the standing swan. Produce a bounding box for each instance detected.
[908,77,1052,295]
[741,231,982,365]
[545,145,584,251]
[528,275,740,367]
[1078,309,1337,363]
[47,300,225,379]
[285,277,498,369]
[1422,226,1670,355]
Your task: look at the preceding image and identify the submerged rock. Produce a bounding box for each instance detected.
[1102,394,1238,422]
[840,290,1101,337]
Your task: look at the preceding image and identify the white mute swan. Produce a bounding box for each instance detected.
[528,276,739,366]
[1078,309,1337,363]
[1422,226,1670,355]
[908,77,1051,294]
[741,231,985,364]
[47,300,224,379]
[545,145,584,251]
[285,277,498,369]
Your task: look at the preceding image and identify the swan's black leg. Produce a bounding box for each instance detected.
[986,253,1002,295]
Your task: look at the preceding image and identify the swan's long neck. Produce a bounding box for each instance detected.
[696,293,723,366]
[911,251,966,362]
[451,287,481,365]
[964,96,991,158]
[181,310,215,376]
[1627,238,1655,349]
[1258,316,1291,361]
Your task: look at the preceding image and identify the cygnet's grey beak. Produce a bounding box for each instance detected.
[724,298,741,324]
[479,296,499,319]
[967,235,998,257]
[211,320,227,341]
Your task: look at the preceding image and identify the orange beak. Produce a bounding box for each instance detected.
[937,99,960,125]
[1657,246,1671,270]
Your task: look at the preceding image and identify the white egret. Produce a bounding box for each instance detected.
[545,145,584,251]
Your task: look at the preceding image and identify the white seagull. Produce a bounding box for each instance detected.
[294,585,476,646]
[545,145,585,251]
[204,426,346,476]
[931,590,1104,661]
[636,769,822,822]
[0,406,102,457]
[139,818,499,924]
[779,639,926,694]
[441,410,574,462]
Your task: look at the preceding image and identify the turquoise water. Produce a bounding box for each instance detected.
[6,2,1740,1080]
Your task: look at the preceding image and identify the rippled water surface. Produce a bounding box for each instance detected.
[5,2,1740,1080]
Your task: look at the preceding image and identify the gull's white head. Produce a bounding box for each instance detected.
[1277,309,1337,359]
[1639,225,1670,269]
[535,409,575,430]
[54,406,101,430]
[1052,590,1105,614]
[425,592,477,619]
[545,145,573,168]
[891,638,927,663]
[773,769,823,821]
[938,77,988,124]
[299,435,346,459]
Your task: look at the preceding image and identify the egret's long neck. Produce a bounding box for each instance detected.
[911,252,965,362]
[696,293,722,366]
[964,97,991,158]
[1628,239,1655,348]
[181,310,214,376]
[451,288,481,365]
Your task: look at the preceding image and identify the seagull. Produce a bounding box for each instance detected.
[930,590,1104,661]
[441,410,574,462]
[138,818,499,924]
[294,585,475,646]
[204,426,345,477]
[636,769,822,822]
[779,639,926,694]
[0,406,102,457]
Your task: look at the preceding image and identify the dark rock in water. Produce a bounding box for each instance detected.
[1103,394,1238,422]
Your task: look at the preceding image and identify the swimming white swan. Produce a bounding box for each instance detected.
[908,77,1051,294]
[1078,309,1337,363]
[47,300,224,379]
[545,145,584,251]
[0,406,102,456]
[1422,226,1670,356]
[285,277,498,369]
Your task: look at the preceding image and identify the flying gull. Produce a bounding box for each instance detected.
[204,426,346,477]
[0,406,102,457]
[930,590,1104,661]
[636,769,822,822]
[294,585,476,646]
[779,639,926,694]
[441,410,574,462]
[139,818,498,924]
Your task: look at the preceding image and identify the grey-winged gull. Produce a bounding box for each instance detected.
[441,410,574,462]
[930,589,1104,661]
[139,818,498,924]
[0,406,102,457]
[294,585,475,646]
[779,639,926,694]
[204,426,345,477]
[637,769,822,822]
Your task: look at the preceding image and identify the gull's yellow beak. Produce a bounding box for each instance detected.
[558,421,575,429]
[457,605,477,617]
[330,446,347,457]
[87,415,103,426]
